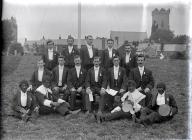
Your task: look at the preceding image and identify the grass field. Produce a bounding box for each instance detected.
[1,55,189,139]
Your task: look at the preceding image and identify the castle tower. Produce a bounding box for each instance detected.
[10,16,17,42]
[151,8,170,33]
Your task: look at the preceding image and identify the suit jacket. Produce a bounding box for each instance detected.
[107,67,127,91]
[42,49,59,71]
[80,45,98,67]
[148,92,178,116]
[120,52,137,77]
[30,68,52,90]
[52,65,69,87]
[102,48,119,70]
[12,90,38,113]
[85,67,107,89]
[129,67,154,91]
[62,46,79,68]
[67,66,87,89]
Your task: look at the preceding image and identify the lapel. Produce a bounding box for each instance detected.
[165,93,169,104]
[98,67,101,81]
[118,67,121,81]
[106,49,109,58]
[17,91,22,106]
[26,92,32,107]
[91,68,95,82]
[152,92,158,106]
[86,45,91,58]
[136,67,142,80]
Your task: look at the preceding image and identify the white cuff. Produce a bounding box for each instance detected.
[57,98,65,104]
[43,99,52,107]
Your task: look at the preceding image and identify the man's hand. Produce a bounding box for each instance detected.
[62,85,67,90]
[86,87,92,94]
[119,89,125,93]
[121,96,125,102]
[77,87,82,93]
[34,106,39,112]
[53,86,59,91]
[51,102,60,107]
[137,87,142,91]
[71,88,76,92]
[144,88,150,93]
[100,88,106,95]
[27,85,32,91]
[19,107,28,114]
[65,102,70,108]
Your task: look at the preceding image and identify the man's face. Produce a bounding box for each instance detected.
[48,43,54,50]
[93,58,101,67]
[113,58,120,67]
[137,57,145,67]
[86,36,93,45]
[107,40,114,49]
[37,60,45,68]
[157,87,165,94]
[43,81,51,88]
[58,58,65,66]
[74,57,81,66]
[128,85,135,92]
[67,38,74,46]
[20,83,28,93]
[125,45,131,53]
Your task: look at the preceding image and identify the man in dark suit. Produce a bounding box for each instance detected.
[120,43,137,77]
[62,35,79,69]
[102,39,118,70]
[129,54,154,106]
[42,40,59,71]
[80,35,98,71]
[106,56,127,109]
[52,55,69,101]
[135,82,178,125]
[12,80,39,122]
[30,57,52,92]
[67,55,87,111]
[85,56,107,114]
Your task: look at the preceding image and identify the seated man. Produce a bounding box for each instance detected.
[35,76,80,116]
[67,55,87,111]
[30,57,52,92]
[106,56,127,108]
[12,80,39,122]
[135,82,178,125]
[52,55,69,101]
[85,56,107,114]
[95,80,145,123]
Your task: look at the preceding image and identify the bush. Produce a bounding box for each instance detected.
[169,51,188,60]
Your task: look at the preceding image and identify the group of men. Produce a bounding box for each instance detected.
[12,35,178,125]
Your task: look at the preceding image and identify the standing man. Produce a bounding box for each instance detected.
[120,43,137,77]
[62,35,79,69]
[42,40,59,71]
[67,55,87,111]
[106,56,127,108]
[129,54,154,106]
[85,56,107,114]
[102,39,119,70]
[80,35,98,71]
[52,55,69,101]
[30,57,52,92]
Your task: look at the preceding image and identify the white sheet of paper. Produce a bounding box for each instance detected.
[89,92,94,102]
[106,89,118,96]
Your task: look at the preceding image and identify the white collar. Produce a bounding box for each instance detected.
[108,48,113,51]
[59,65,64,68]
[126,52,131,55]
[36,85,52,95]
[21,90,27,95]
[138,66,144,70]
[157,92,165,97]
[75,65,81,69]
[94,66,100,70]
[87,44,92,49]
[38,67,44,71]
[114,66,119,70]
[48,48,53,51]
[68,45,73,48]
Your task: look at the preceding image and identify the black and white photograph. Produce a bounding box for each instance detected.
[1,0,192,139]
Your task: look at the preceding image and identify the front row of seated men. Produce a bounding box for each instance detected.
[12,54,178,125]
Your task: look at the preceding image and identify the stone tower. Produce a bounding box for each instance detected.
[151,8,170,33]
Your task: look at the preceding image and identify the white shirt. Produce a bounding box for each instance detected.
[138,66,144,77]
[58,65,64,86]
[87,44,93,58]
[48,48,53,60]
[38,68,44,82]
[75,65,81,78]
[20,91,27,107]
[94,66,100,82]
[108,48,113,58]
[156,92,166,105]
[114,66,119,80]
[68,46,73,54]
[125,52,131,63]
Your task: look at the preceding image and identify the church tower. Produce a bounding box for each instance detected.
[151,8,170,34]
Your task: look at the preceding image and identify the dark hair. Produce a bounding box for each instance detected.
[156,82,166,90]
[38,55,44,62]
[42,76,51,83]
[137,54,145,60]
[47,40,54,45]
[74,55,81,60]
[127,80,136,88]
[113,55,120,60]
[86,35,93,39]
[19,80,29,89]
[58,55,65,59]
[107,39,114,43]
[67,35,74,41]
[94,56,101,61]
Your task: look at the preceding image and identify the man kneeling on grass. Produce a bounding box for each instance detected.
[35,76,81,116]
[12,80,39,122]
[95,80,146,123]
[134,82,178,126]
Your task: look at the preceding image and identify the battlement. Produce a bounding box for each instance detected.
[152,8,170,16]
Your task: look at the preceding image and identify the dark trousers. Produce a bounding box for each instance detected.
[69,89,86,111]
[12,109,38,121]
[141,91,152,107]
[102,110,132,121]
[54,87,70,102]
[139,107,173,124]
[84,64,94,71]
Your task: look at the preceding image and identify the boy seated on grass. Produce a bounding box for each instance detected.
[134,82,178,126]
[95,80,146,123]
[12,80,39,122]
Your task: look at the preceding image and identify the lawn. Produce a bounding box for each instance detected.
[1,55,189,139]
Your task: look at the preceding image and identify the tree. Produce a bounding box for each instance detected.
[172,35,190,44]
[9,42,24,55]
[150,29,175,43]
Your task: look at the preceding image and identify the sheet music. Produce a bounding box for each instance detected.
[89,92,94,102]
[106,89,118,96]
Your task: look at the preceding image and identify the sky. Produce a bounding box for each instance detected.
[2,0,191,44]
